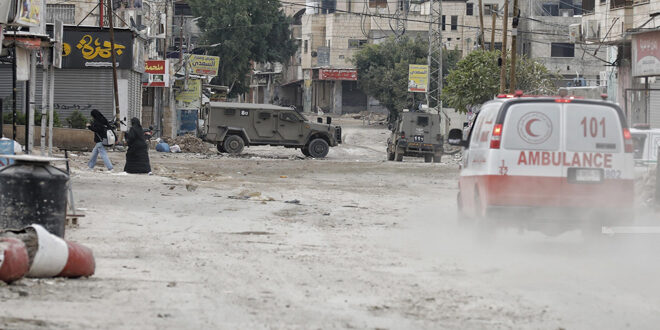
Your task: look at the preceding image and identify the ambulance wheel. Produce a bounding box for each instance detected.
[424,154,433,163]
[474,188,495,241]
[223,135,245,154]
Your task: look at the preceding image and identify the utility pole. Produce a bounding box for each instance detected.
[499,0,509,94]
[99,0,104,28]
[12,43,17,140]
[490,11,496,51]
[509,0,519,92]
[106,0,121,125]
[40,49,49,155]
[426,0,443,114]
[478,0,485,50]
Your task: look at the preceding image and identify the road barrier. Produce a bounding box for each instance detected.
[0,237,30,283]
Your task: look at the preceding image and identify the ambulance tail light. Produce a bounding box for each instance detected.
[490,124,503,149]
[623,128,633,153]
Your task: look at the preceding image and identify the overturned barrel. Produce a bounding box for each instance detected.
[0,156,69,238]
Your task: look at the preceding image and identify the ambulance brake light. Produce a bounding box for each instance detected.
[623,128,633,153]
[555,98,572,103]
[490,124,503,149]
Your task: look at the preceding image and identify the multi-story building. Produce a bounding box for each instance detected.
[581,0,660,127]
[517,0,605,88]
[277,0,515,115]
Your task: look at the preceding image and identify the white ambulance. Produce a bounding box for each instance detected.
[448,95,635,232]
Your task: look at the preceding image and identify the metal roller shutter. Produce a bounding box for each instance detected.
[650,80,660,129]
[0,66,115,124]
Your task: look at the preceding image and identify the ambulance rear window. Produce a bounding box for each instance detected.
[501,103,561,151]
[416,116,429,127]
[565,104,622,153]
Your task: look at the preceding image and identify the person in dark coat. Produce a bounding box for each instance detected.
[124,117,151,174]
[86,109,114,171]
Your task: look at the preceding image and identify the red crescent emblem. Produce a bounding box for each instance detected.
[525,119,540,137]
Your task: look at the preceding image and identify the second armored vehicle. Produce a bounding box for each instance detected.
[387,110,443,163]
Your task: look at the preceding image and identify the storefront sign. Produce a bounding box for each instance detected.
[14,0,42,27]
[60,27,133,69]
[319,69,357,81]
[187,55,219,76]
[143,60,169,87]
[174,79,202,109]
[177,109,198,136]
[408,64,428,93]
[632,31,660,77]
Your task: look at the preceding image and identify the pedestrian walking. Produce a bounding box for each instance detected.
[124,117,151,174]
[86,109,114,171]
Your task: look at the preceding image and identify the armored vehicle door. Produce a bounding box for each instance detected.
[254,110,276,138]
[277,111,303,143]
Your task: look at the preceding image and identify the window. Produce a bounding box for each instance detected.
[280,112,300,122]
[174,3,192,16]
[451,16,458,30]
[441,15,446,31]
[224,109,236,116]
[485,42,503,50]
[46,4,75,24]
[304,40,308,54]
[369,0,387,8]
[320,0,336,14]
[542,3,559,16]
[258,112,272,120]
[466,3,474,16]
[417,116,429,127]
[484,4,498,16]
[551,43,575,57]
[583,0,595,14]
[348,39,368,48]
[611,0,626,8]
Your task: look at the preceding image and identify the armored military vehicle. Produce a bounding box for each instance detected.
[201,102,342,158]
[386,110,443,163]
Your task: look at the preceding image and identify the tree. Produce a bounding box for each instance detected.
[187,0,297,96]
[442,50,560,113]
[352,36,460,120]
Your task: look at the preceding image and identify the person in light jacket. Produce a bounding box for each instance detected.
[86,109,114,171]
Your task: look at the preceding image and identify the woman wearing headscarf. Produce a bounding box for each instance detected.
[124,117,151,174]
[86,109,114,171]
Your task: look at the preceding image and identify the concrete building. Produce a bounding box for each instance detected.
[278,0,516,115]
[518,0,605,88]
[580,0,660,127]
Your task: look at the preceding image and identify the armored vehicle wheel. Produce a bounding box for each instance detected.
[424,154,433,163]
[394,148,404,162]
[301,147,310,157]
[387,150,395,161]
[308,138,329,158]
[216,143,227,153]
[433,152,442,163]
[223,135,245,154]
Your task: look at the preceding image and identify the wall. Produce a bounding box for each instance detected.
[2,125,95,151]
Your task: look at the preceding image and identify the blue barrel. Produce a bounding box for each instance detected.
[0,159,69,237]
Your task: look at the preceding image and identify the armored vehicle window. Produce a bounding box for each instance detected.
[416,116,429,127]
[224,108,236,116]
[258,112,272,120]
[280,112,300,123]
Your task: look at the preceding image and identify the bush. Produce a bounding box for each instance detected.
[67,110,88,129]
[2,111,62,127]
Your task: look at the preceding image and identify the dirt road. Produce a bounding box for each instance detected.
[2,119,660,329]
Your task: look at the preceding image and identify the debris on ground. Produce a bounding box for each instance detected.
[163,135,209,154]
[227,190,275,202]
[284,200,300,204]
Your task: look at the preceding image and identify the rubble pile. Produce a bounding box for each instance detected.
[166,135,210,154]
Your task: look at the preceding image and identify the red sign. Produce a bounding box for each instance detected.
[143,60,169,87]
[319,69,357,81]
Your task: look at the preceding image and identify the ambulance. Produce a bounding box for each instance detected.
[448,93,635,232]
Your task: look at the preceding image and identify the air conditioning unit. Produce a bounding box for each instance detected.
[584,20,600,40]
[569,24,581,42]
[560,9,574,17]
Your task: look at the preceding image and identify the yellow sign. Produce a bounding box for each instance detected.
[175,79,202,106]
[75,35,126,60]
[187,55,220,76]
[408,64,429,93]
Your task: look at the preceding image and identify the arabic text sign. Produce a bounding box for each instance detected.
[408,64,428,93]
[632,31,660,77]
[319,69,357,81]
[187,55,220,76]
[144,60,169,87]
[175,79,202,109]
[61,28,133,69]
